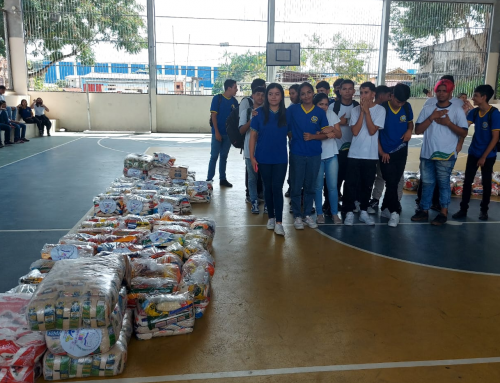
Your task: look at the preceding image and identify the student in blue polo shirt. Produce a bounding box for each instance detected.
[287,82,329,230]
[249,83,289,236]
[206,79,238,187]
[377,83,413,227]
[453,84,500,221]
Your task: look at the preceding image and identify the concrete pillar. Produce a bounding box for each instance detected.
[5,0,28,94]
[377,0,391,86]
[485,0,500,92]
[147,0,157,132]
[266,0,276,83]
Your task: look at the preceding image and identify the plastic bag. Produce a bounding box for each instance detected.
[154,194,191,215]
[153,221,190,230]
[123,153,153,171]
[147,167,171,179]
[41,244,95,261]
[96,242,143,254]
[113,176,140,185]
[184,232,210,250]
[152,152,176,168]
[131,259,181,282]
[142,231,184,248]
[160,212,198,224]
[119,215,152,231]
[26,254,130,331]
[42,310,133,380]
[190,219,216,240]
[187,181,213,203]
[164,242,185,259]
[124,195,155,217]
[403,171,419,191]
[5,285,38,295]
[154,253,184,268]
[183,240,207,260]
[18,271,44,285]
[155,224,190,235]
[93,195,124,217]
[128,278,178,308]
[29,260,55,274]
[0,365,40,383]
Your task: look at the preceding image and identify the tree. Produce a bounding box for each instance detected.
[302,33,374,82]
[390,2,491,67]
[21,0,147,78]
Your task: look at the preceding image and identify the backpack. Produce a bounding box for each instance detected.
[471,106,500,151]
[332,99,359,116]
[226,97,253,149]
[208,94,222,127]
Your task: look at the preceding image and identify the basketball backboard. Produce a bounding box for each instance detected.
[266,43,301,66]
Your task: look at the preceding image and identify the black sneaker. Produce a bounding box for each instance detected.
[431,213,447,226]
[47,132,51,136]
[39,131,43,136]
[411,210,429,222]
[220,180,233,187]
[452,210,467,219]
[430,204,442,212]
[4,141,13,145]
[368,198,379,209]
[479,211,488,221]
[22,138,30,142]
[14,140,24,144]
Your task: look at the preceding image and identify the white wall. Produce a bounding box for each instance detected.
[25,92,436,133]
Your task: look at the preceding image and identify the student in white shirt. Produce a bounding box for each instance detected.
[422,75,464,110]
[304,93,342,225]
[342,82,386,226]
[31,98,51,136]
[411,79,468,226]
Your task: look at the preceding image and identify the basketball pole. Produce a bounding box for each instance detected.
[266,0,276,83]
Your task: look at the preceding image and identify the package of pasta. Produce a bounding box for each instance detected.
[44,302,123,358]
[128,278,178,308]
[5,285,38,295]
[42,309,133,380]
[131,259,181,282]
[134,292,194,332]
[93,195,124,217]
[29,260,56,274]
[152,152,176,168]
[187,181,213,203]
[142,230,184,249]
[124,195,155,217]
[0,294,46,367]
[41,244,95,260]
[18,271,45,285]
[160,212,198,224]
[118,215,152,231]
[155,224,190,235]
[155,253,184,268]
[79,220,120,230]
[26,254,129,331]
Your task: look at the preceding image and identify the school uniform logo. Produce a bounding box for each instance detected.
[400,115,407,122]
[231,104,236,109]
[311,116,318,123]
[482,122,489,130]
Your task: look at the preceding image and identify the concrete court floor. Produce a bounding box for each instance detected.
[1,133,500,383]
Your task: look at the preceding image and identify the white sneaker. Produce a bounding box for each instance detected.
[388,212,400,227]
[353,201,360,213]
[367,206,376,214]
[304,216,318,229]
[344,212,354,226]
[274,223,285,236]
[381,208,391,219]
[359,210,375,226]
[267,218,276,230]
[294,217,304,230]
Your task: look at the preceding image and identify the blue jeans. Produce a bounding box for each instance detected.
[245,157,264,202]
[420,158,456,210]
[207,134,231,181]
[290,153,321,218]
[6,107,17,121]
[11,122,26,141]
[259,163,287,222]
[315,155,339,215]
[0,123,11,143]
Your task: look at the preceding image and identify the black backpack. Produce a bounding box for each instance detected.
[471,106,500,151]
[226,97,253,149]
[332,99,360,116]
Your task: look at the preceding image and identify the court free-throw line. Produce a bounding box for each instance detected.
[97,137,134,153]
[67,356,500,383]
[0,137,83,169]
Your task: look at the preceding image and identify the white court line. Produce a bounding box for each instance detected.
[97,137,133,153]
[67,356,500,383]
[216,220,500,228]
[0,137,83,169]
[316,227,500,277]
[0,229,71,232]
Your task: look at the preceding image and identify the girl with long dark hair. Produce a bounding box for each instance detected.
[249,83,289,236]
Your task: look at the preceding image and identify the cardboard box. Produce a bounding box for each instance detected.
[169,166,189,180]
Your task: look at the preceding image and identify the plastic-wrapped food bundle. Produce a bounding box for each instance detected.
[184,232,210,250]
[40,244,95,261]
[154,253,184,269]
[133,180,167,191]
[0,365,40,383]
[152,153,176,168]
[124,195,155,217]
[42,309,133,380]
[19,271,45,285]
[93,195,124,217]
[492,184,500,196]
[187,181,213,203]
[142,231,184,248]
[6,285,38,295]
[134,292,195,339]
[119,215,152,231]
[451,175,465,196]
[131,259,181,282]
[114,176,140,185]
[160,186,187,195]
[96,242,143,254]
[123,153,153,176]
[164,242,185,259]
[29,260,56,274]
[160,212,198,224]
[171,179,190,187]
[155,224,190,235]
[190,219,216,242]
[120,247,163,260]
[130,189,157,200]
[76,228,115,237]
[26,254,130,331]
[183,240,207,260]
[147,174,172,186]
[79,220,120,229]
[154,194,191,215]
[493,172,500,185]
[147,167,171,179]
[153,221,190,231]
[44,301,124,358]
[0,294,46,367]
[128,278,178,308]
[169,166,189,180]
[403,171,419,191]
[106,187,133,195]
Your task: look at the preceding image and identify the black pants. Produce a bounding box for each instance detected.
[259,163,287,222]
[380,146,408,213]
[460,154,496,212]
[23,116,43,132]
[342,158,377,212]
[245,165,263,198]
[337,150,349,200]
[38,115,51,133]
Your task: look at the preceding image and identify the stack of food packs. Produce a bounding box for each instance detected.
[0,294,46,383]
[123,154,153,179]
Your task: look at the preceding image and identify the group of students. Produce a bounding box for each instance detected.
[207,75,499,236]
[0,90,52,148]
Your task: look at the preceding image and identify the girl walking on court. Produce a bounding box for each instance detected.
[249,83,289,236]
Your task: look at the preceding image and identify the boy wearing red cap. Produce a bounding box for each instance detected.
[411,79,469,225]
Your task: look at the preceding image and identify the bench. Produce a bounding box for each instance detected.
[5,119,58,142]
